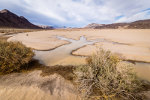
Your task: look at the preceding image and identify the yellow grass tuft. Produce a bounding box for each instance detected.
[0,40,34,74]
[74,48,150,100]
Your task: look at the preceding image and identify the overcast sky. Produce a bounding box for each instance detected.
[0,0,150,27]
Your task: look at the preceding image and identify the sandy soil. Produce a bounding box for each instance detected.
[0,33,4,36]
[3,29,150,99]
[72,42,150,62]
[0,70,80,100]
[7,31,70,50]
[8,29,150,62]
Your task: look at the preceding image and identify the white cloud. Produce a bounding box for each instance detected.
[116,10,150,23]
[0,0,150,27]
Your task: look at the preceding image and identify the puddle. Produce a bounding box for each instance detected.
[56,35,76,42]
[123,61,150,81]
[34,36,97,66]
[93,38,130,45]
[134,62,150,81]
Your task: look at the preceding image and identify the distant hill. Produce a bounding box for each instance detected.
[85,19,150,29]
[84,23,104,28]
[0,9,41,29]
[127,19,150,29]
[37,25,54,29]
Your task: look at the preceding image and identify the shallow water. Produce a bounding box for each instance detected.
[34,36,97,66]
[34,35,150,81]
[134,62,150,81]
[34,35,127,66]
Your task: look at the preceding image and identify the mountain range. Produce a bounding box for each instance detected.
[85,19,150,29]
[0,9,150,29]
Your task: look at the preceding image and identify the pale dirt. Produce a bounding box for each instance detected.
[0,33,5,37]
[7,31,70,50]
[4,29,150,100]
[72,42,150,62]
[8,29,150,62]
[8,29,150,79]
[0,71,80,100]
[69,29,150,62]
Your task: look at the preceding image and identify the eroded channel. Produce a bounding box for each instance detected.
[34,36,97,66]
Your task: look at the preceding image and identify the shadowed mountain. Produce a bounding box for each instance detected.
[85,19,150,29]
[0,9,41,29]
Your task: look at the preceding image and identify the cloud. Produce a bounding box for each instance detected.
[116,10,150,23]
[0,0,150,27]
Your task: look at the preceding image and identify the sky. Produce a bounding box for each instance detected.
[0,0,150,27]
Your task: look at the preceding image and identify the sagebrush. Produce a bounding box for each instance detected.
[0,40,34,74]
[74,48,149,100]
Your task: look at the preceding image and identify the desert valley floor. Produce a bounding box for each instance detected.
[0,29,150,100]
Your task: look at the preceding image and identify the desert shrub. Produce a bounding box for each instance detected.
[0,40,34,74]
[74,48,149,100]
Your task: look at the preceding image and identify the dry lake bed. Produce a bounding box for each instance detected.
[1,29,150,100]
[7,29,150,81]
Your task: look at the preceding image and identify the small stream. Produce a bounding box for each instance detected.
[34,35,129,66]
[34,36,97,66]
